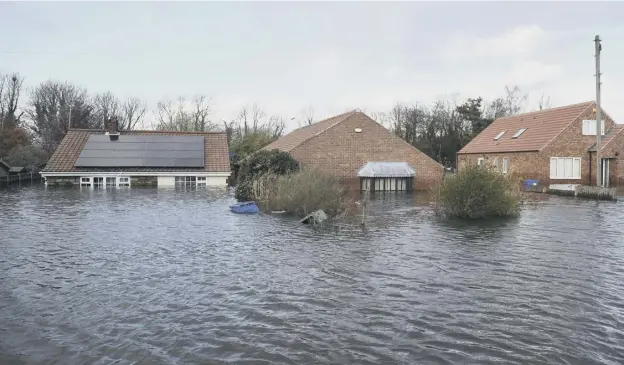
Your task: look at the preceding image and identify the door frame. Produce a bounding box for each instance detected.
[601,158,611,187]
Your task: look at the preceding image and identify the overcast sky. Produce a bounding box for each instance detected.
[2,1,623,132]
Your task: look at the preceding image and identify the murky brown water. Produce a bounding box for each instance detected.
[1,184,624,364]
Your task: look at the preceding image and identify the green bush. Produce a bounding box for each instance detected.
[4,145,48,168]
[235,149,299,201]
[431,164,522,219]
[251,169,347,217]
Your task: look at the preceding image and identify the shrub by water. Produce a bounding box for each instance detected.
[432,165,522,219]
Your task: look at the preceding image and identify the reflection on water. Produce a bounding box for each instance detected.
[1,184,624,365]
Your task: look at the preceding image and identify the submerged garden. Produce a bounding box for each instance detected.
[233,149,525,221]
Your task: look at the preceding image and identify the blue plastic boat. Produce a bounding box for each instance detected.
[229,201,259,214]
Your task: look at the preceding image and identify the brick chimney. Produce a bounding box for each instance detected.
[107,117,119,134]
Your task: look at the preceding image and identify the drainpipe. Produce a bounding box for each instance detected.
[589,152,592,185]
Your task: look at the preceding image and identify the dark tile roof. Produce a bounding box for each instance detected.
[43,129,230,173]
[261,110,357,152]
[458,101,595,154]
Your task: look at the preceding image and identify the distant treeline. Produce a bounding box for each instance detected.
[0,70,550,168]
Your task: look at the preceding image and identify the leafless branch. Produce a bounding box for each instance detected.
[121,97,147,130]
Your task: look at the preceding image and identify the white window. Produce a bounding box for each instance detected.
[197,176,207,185]
[80,177,92,187]
[492,158,499,170]
[477,157,484,166]
[582,120,605,136]
[175,176,197,186]
[502,157,509,174]
[511,128,527,139]
[93,177,104,187]
[493,131,506,140]
[550,157,581,179]
[118,177,130,187]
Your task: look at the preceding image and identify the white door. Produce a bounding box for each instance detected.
[602,159,610,187]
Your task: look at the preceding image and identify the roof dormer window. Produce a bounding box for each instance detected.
[493,131,506,140]
[511,128,527,139]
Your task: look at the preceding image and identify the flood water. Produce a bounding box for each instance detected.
[1,184,624,365]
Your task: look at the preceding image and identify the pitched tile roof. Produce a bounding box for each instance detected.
[261,110,358,152]
[458,101,594,154]
[588,124,624,152]
[43,129,230,173]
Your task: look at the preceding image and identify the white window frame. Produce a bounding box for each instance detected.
[502,157,509,174]
[550,157,581,179]
[80,177,92,187]
[582,120,605,136]
[477,157,484,166]
[492,157,499,170]
[175,176,198,186]
[493,131,506,140]
[118,177,131,187]
[511,128,527,139]
[196,176,207,185]
[93,177,104,187]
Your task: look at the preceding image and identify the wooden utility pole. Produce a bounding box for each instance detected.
[595,35,602,187]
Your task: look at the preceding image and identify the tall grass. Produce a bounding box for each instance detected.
[431,164,523,219]
[252,169,348,217]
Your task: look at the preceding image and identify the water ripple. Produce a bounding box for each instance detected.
[1,186,624,364]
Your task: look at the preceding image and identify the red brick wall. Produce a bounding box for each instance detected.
[457,151,542,181]
[597,129,624,187]
[458,106,616,186]
[289,113,444,190]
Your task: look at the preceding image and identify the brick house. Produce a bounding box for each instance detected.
[457,101,623,188]
[261,110,444,190]
[41,119,231,188]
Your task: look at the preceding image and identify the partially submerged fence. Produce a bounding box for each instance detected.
[0,172,42,187]
[547,184,617,201]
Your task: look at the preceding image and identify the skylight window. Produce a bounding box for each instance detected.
[493,131,506,140]
[511,128,527,139]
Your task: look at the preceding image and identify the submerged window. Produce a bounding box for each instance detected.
[493,131,506,140]
[175,176,197,186]
[119,177,130,187]
[511,128,527,139]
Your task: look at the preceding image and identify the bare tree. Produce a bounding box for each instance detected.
[155,95,217,131]
[28,80,95,154]
[503,85,528,115]
[237,106,249,135]
[299,105,315,126]
[251,103,265,132]
[192,95,213,131]
[537,94,552,111]
[0,72,25,129]
[121,97,147,130]
[92,91,120,129]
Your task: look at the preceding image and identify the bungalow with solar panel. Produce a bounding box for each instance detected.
[457,101,624,189]
[260,110,444,191]
[40,118,231,187]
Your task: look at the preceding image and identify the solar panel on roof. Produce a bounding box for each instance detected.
[75,134,205,168]
[143,158,175,167]
[109,150,147,158]
[174,150,204,159]
[173,158,204,167]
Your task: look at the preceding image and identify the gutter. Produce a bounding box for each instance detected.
[40,171,231,177]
